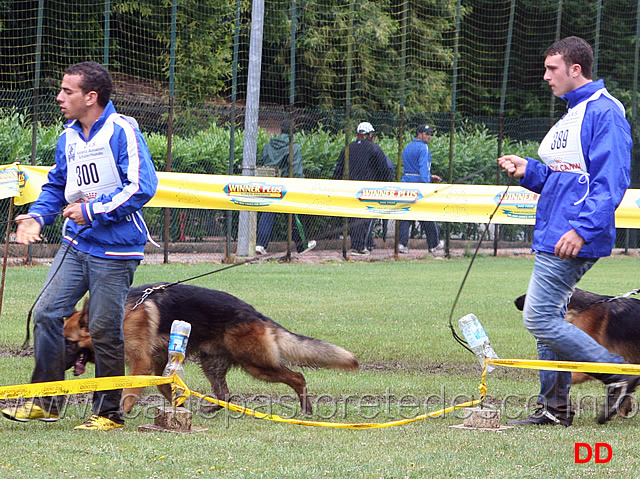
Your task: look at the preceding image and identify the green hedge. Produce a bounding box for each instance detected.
[0,109,539,186]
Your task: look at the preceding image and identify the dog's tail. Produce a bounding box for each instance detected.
[272,325,358,371]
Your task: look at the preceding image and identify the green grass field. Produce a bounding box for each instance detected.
[1,255,639,478]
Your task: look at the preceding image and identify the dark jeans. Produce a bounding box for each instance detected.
[398,220,440,249]
[349,217,373,251]
[257,212,307,252]
[32,244,138,423]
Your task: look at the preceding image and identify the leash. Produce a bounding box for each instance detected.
[570,288,640,314]
[447,176,514,354]
[129,251,288,311]
[22,224,92,348]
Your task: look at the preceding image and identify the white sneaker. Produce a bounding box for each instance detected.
[398,244,409,254]
[430,240,444,252]
[301,240,317,254]
[255,245,267,255]
[350,248,369,256]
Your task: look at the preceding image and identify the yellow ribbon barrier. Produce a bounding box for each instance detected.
[171,374,484,429]
[486,358,640,376]
[0,373,484,429]
[12,356,638,429]
[0,375,173,399]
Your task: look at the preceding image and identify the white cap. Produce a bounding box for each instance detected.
[357,122,375,134]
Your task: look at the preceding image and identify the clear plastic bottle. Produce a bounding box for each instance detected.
[458,313,499,372]
[162,320,192,378]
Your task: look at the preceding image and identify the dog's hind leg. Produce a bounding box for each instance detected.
[242,364,311,415]
[199,353,233,411]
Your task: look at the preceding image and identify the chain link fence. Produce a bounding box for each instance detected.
[0,0,638,259]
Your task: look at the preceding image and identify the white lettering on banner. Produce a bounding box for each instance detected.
[225,182,285,198]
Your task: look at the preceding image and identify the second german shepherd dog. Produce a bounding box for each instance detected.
[64,283,358,414]
[514,288,640,384]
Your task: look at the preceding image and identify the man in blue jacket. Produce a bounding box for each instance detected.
[398,125,443,254]
[499,37,634,426]
[2,62,158,430]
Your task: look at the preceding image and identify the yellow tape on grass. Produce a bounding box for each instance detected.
[0,373,485,429]
[0,375,172,399]
[486,358,640,376]
[172,375,486,429]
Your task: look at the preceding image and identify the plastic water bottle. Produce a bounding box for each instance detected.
[458,313,499,372]
[162,320,192,378]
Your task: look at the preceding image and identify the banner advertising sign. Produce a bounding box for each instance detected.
[2,164,640,227]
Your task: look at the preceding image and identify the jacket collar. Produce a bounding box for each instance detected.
[67,101,116,140]
[560,79,604,108]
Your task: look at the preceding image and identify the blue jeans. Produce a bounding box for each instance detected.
[32,244,138,423]
[523,251,625,416]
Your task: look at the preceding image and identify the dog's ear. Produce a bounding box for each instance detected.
[514,294,526,311]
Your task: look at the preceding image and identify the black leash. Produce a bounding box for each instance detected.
[447,176,514,354]
[22,224,91,348]
[129,251,287,311]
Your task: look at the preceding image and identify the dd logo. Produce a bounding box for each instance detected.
[574,443,613,464]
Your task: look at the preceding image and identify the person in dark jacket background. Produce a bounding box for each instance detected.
[333,122,390,255]
[255,120,316,255]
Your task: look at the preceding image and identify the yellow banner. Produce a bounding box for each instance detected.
[4,164,640,227]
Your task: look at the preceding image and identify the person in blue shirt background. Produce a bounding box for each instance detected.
[398,125,443,254]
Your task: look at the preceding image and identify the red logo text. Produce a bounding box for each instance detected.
[574,443,612,464]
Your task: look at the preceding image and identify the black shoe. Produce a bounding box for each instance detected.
[506,408,572,427]
[598,376,640,424]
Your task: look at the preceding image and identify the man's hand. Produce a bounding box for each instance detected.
[15,214,42,244]
[63,203,87,225]
[555,229,585,259]
[431,174,442,183]
[497,155,527,179]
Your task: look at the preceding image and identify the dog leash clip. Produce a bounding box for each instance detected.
[131,285,167,311]
[620,289,640,298]
[607,288,640,301]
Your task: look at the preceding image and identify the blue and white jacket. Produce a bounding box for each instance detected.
[27,101,158,260]
[521,79,631,258]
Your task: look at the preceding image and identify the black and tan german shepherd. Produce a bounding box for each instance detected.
[64,283,358,414]
[514,288,640,384]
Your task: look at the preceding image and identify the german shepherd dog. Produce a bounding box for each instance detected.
[64,283,359,414]
[514,289,640,384]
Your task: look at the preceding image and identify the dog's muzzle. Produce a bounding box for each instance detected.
[65,339,94,376]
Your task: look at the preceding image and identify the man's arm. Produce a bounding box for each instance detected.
[14,215,42,244]
[555,229,586,259]
[497,155,527,178]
